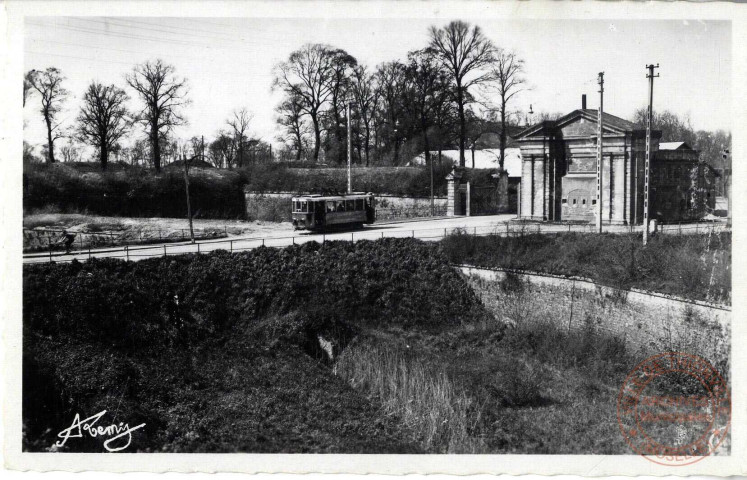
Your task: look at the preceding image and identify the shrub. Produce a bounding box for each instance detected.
[441,231,731,303]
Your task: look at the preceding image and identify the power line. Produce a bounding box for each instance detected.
[25,49,138,66]
[27,19,277,51]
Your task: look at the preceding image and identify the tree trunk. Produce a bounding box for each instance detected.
[151,125,161,172]
[311,114,321,162]
[456,82,466,167]
[100,143,108,171]
[499,102,507,171]
[183,154,194,242]
[44,115,55,163]
[364,126,371,167]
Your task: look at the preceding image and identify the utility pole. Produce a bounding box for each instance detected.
[183,152,195,243]
[347,100,352,194]
[643,63,659,246]
[596,72,604,233]
[201,135,205,163]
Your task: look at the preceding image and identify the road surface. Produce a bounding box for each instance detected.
[23,215,727,264]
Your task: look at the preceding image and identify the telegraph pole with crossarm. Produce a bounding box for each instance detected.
[643,64,659,245]
[595,72,604,233]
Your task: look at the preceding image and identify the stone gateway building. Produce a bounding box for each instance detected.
[515,107,715,224]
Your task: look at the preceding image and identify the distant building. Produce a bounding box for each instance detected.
[515,106,716,224]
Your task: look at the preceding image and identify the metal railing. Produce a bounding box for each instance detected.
[23,221,730,264]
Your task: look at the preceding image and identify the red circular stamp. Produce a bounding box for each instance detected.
[617,352,731,466]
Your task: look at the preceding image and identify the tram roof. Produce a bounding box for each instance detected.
[291,193,373,201]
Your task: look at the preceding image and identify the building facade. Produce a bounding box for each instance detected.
[516,108,714,224]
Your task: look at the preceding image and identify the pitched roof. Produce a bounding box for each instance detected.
[515,108,640,139]
[659,141,692,151]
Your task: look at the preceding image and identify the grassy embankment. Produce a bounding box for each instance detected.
[24,237,729,454]
[441,230,731,304]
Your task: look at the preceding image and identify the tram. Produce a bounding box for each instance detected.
[291,193,376,231]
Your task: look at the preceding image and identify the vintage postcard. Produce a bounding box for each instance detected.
[2,0,746,475]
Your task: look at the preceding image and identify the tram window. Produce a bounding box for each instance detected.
[346,200,355,211]
[294,201,300,212]
[336,200,345,212]
[327,202,335,213]
[301,201,308,213]
[356,199,364,210]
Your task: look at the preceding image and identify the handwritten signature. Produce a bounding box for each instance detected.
[55,410,145,452]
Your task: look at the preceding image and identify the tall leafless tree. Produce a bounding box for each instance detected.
[76,81,131,170]
[351,65,377,166]
[405,49,449,171]
[325,48,357,164]
[275,92,308,162]
[488,49,526,170]
[29,67,69,163]
[273,44,336,162]
[375,61,408,165]
[227,108,253,168]
[428,21,495,167]
[126,59,190,172]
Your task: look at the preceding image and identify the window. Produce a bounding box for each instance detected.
[562,198,568,204]
[294,201,301,212]
[336,200,345,212]
[346,200,355,211]
[582,199,586,206]
[572,199,577,208]
[300,201,308,213]
[592,199,597,205]
[327,202,335,213]
[356,199,364,210]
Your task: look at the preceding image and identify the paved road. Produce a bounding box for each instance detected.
[23,215,727,264]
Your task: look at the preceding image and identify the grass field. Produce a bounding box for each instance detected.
[336,275,730,453]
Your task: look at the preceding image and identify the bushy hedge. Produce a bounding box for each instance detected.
[242,163,453,197]
[441,231,731,304]
[24,163,247,219]
[23,239,487,452]
[23,162,454,220]
[25,239,482,347]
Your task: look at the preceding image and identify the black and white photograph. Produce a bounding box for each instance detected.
[2,0,745,475]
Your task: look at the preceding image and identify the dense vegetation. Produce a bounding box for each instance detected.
[441,231,731,304]
[23,162,454,219]
[23,162,247,219]
[23,239,486,452]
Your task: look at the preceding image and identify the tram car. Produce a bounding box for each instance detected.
[291,193,376,231]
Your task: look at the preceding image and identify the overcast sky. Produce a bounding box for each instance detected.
[23,17,731,154]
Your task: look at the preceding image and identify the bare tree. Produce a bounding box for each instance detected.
[273,44,336,162]
[76,81,131,170]
[428,21,495,167]
[325,48,357,164]
[375,61,408,165]
[227,108,253,168]
[59,138,82,163]
[208,131,236,169]
[275,92,308,162]
[126,59,190,172]
[405,49,449,172]
[489,49,526,170]
[351,65,378,166]
[29,67,69,163]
